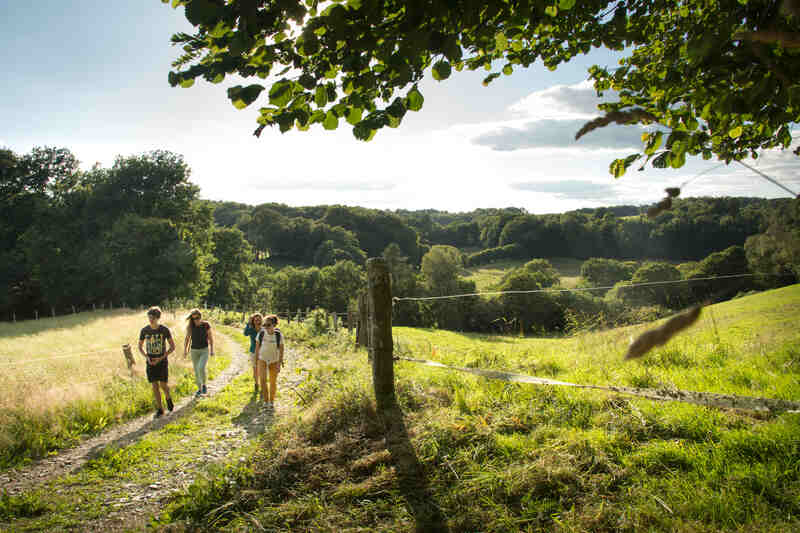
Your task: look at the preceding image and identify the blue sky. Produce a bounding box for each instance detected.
[2,1,798,214]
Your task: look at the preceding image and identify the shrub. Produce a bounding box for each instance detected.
[608,262,687,309]
[580,258,636,289]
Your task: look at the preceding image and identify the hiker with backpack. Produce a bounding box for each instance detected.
[243,312,263,394]
[255,314,284,407]
[138,306,176,418]
[183,308,214,397]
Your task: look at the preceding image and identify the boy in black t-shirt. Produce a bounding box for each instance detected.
[138,306,176,418]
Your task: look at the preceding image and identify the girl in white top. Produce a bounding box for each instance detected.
[255,314,284,406]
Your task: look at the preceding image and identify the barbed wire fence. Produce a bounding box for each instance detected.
[359,259,800,415]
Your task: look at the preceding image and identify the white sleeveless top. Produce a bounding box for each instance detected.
[256,328,281,363]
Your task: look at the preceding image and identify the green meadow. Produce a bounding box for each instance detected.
[156,284,800,532]
[6,285,800,532]
[464,257,585,290]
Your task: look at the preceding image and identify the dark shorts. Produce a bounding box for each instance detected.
[146,357,168,383]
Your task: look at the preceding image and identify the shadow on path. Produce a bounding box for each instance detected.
[382,404,449,533]
[231,392,274,438]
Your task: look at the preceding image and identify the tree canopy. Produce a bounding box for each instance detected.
[163,0,799,176]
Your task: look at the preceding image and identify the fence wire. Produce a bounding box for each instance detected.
[393,272,787,302]
[396,356,800,414]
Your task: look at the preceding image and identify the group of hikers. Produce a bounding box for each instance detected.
[137,306,284,419]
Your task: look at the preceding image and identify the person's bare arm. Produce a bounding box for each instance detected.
[165,334,176,360]
[279,340,285,367]
[183,326,191,356]
[208,326,215,356]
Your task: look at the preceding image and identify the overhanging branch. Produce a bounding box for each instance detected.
[734,31,800,48]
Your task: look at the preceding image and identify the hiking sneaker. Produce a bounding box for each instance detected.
[202,384,207,395]
[154,409,164,419]
[195,389,202,398]
[166,397,174,412]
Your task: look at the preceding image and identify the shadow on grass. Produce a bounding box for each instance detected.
[382,403,449,533]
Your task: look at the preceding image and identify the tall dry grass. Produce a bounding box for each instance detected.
[0,308,230,469]
[0,309,193,413]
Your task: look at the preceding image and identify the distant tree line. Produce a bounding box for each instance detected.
[3,145,797,333]
[214,197,791,266]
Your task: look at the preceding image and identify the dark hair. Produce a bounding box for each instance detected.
[265,314,278,326]
[147,306,162,318]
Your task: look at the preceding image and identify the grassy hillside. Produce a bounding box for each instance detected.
[0,310,231,469]
[157,285,800,532]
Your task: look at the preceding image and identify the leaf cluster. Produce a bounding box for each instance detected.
[163,0,799,174]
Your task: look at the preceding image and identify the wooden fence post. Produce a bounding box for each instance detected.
[72,305,76,314]
[367,258,395,411]
[286,310,291,324]
[12,312,16,323]
[51,306,55,318]
[122,344,135,377]
[333,312,338,331]
[35,310,39,320]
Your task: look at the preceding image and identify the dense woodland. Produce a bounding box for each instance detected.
[2,146,798,333]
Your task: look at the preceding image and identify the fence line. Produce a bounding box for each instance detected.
[395,356,800,414]
[393,272,786,302]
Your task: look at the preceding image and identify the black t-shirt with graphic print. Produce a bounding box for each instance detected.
[140,325,172,357]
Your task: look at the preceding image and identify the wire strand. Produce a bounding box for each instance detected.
[736,160,799,197]
[393,272,783,302]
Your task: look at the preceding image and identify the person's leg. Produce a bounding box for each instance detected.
[159,381,173,411]
[258,360,268,402]
[191,349,203,391]
[268,362,280,404]
[151,381,163,411]
[251,354,259,392]
[195,348,209,393]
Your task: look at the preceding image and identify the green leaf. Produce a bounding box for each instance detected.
[346,107,363,125]
[406,86,424,111]
[670,150,686,168]
[609,154,641,178]
[268,81,293,107]
[432,60,452,81]
[323,110,339,130]
[644,131,663,155]
[353,123,377,141]
[728,126,743,139]
[315,86,328,107]
[495,33,508,52]
[502,64,513,76]
[558,0,576,9]
[545,5,558,17]
[179,77,195,88]
[184,0,219,26]
[228,84,265,109]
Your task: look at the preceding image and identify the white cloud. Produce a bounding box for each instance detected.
[508,80,617,120]
[473,119,642,151]
[467,80,641,153]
